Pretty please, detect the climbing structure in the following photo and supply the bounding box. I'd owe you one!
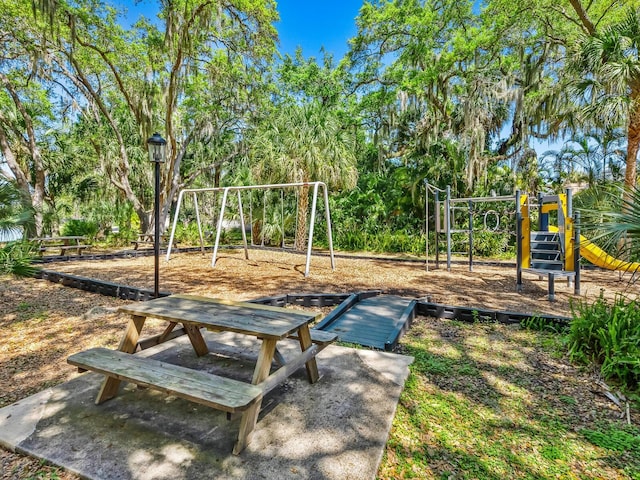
[516,189,581,301]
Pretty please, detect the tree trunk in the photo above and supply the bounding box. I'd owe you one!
[294,183,309,251]
[625,102,640,194]
[0,74,46,236]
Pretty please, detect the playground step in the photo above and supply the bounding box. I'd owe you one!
[530,233,562,264]
[530,260,564,270]
[531,249,561,261]
[531,241,560,249]
[531,231,559,241]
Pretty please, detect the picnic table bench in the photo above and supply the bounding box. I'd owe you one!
[30,236,90,256]
[68,348,263,413]
[67,294,337,454]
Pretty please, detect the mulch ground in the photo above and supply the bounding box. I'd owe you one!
[1,248,638,479]
[40,248,640,315]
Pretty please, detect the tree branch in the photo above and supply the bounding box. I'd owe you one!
[567,0,596,35]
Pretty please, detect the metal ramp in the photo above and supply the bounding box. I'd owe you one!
[314,294,416,351]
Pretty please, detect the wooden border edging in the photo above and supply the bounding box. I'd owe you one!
[35,269,170,301]
[415,300,570,326]
[34,246,206,264]
[32,267,571,337]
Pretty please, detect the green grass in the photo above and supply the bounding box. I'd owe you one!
[379,318,639,479]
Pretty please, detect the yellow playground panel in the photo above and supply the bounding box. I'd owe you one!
[518,189,639,301]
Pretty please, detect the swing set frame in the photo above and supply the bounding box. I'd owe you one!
[165,182,335,277]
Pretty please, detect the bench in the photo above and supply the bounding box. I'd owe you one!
[67,347,263,413]
[58,244,90,255]
[38,244,90,255]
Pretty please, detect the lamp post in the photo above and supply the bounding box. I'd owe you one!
[147,132,166,298]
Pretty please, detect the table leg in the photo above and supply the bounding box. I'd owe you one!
[184,323,209,356]
[233,337,277,455]
[297,324,319,384]
[158,321,178,343]
[95,315,146,404]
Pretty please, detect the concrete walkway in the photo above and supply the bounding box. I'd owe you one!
[0,332,412,480]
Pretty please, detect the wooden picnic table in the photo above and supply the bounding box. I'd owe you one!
[67,294,337,454]
[30,236,90,255]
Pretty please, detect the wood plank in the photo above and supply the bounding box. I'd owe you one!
[97,315,146,403]
[136,326,187,351]
[251,338,277,385]
[233,338,277,455]
[297,325,319,384]
[170,294,322,321]
[118,295,317,339]
[183,324,209,356]
[68,348,262,412]
[288,329,338,345]
[258,344,320,395]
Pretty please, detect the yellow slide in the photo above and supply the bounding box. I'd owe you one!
[548,225,640,272]
[579,237,640,272]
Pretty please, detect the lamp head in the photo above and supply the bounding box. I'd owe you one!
[147,132,166,163]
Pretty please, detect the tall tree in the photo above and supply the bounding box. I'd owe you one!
[248,102,358,249]
[348,0,516,191]
[571,7,640,191]
[0,0,54,235]
[18,0,278,234]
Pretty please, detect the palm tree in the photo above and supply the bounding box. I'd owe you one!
[0,179,34,239]
[573,8,640,192]
[562,135,603,187]
[579,184,640,270]
[0,178,36,276]
[248,102,358,250]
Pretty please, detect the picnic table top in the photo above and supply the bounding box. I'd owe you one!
[30,236,86,242]
[118,294,322,340]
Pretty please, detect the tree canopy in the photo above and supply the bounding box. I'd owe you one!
[1,0,639,246]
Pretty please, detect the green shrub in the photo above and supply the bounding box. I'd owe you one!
[172,223,204,245]
[329,227,425,255]
[520,315,568,334]
[568,293,640,388]
[61,219,99,239]
[0,241,37,277]
[472,230,513,257]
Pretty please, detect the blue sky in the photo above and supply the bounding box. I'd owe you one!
[123,0,364,59]
[275,1,363,58]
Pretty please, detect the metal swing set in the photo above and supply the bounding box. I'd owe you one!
[165,182,336,277]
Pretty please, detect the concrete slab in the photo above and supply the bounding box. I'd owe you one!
[0,332,413,480]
